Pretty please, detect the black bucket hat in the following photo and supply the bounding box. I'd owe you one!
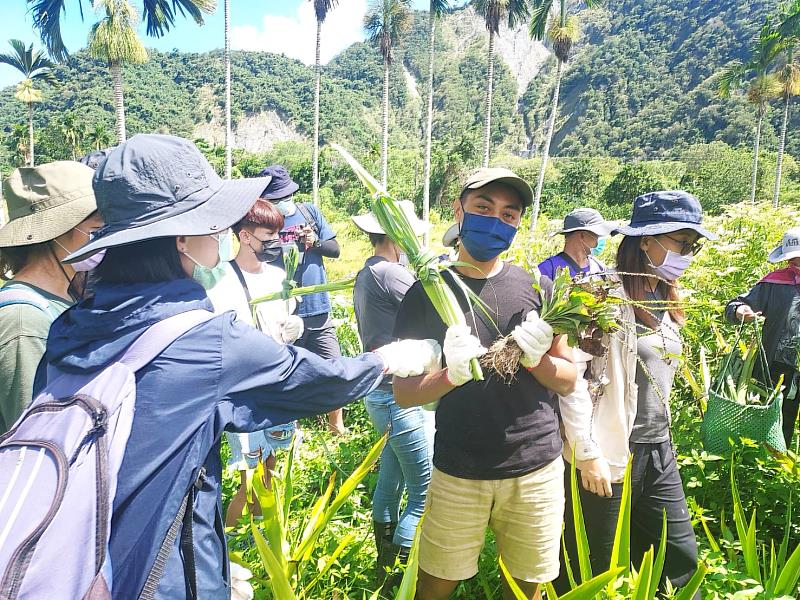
[614,190,717,240]
[258,165,299,200]
[64,134,271,263]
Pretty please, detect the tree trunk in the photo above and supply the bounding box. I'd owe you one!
[482,30,495,168]
[110,61,126,143]
[422,10,436,246]
[774,94,790,208]
[381,59,390,189]
[313,19,322,205]
[224,0,232,179]
[750,108,763,204]
[531,58,564,231]
[27,102,34,167]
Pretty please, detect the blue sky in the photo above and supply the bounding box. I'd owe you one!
[0,0,430,88]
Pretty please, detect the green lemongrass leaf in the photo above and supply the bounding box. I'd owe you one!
[293,473,335,565]
[303,531,357,593]
[252,461,289,571]
[330,142,382,194]
[774,539,800,595]
[499,555,528,600]
[649,511,668,599]
[547,567,625,600]
[631,548,654,600]
[396,513,425,599]
[251,518,297,600]
[673,562,708,600]
[731,459,761,581]
[699,513,721,554]
[609,459,633,581]
[777,492,793,574]
[293,433,387,563]
[570,453,593,584]
[251,276,356,305]
[283,437,296,545]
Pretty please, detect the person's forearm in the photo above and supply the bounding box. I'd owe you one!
[528,355,577,396]
[311,239,340,258]
[393,368,455,407]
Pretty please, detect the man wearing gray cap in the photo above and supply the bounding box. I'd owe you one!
[538,207,615,281]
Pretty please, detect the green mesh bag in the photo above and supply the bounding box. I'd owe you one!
[701,323,787,454]
[702,390,785,454]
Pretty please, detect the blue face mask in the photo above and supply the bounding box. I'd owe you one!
[459,211,518,262]
[184,232,233,290]
[591,237,607,256]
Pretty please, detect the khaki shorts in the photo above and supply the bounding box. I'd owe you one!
[419,457,565,583]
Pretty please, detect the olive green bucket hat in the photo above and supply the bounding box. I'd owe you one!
[0,161,97,247]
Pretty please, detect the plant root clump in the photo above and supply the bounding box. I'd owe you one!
[480,336,524,384]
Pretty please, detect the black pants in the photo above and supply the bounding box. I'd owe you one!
[554,441,699,596]
[770,362,800,448]
[294,313,342,359]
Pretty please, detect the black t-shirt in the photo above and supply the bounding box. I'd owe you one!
[393,262,562,480]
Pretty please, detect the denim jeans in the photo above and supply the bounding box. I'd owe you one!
[365,389,435,548]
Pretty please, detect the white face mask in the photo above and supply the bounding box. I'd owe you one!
[646,238,693,281]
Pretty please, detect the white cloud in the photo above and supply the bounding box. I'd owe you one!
[231,0,368,65]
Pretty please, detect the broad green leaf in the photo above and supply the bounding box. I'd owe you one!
[631,548,653,600]
[549,567,625,600]
[251,518,297,600]
[396,514,425,599]
[673,561,708,600]
[649,510,668,599]
[775,541,800,596]
[499,555,528,600]
[569,454,593,584]
[293,473,335,565]
[330,142,382,194]
[252,461,288,571]
[609,459,633,577]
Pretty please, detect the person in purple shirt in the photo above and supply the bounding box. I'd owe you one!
[538,208,616,280]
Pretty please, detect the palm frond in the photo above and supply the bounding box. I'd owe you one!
[472,0,529,34]
[0,39,56,84]
[548,15,579,62]
[528,0,553,41]
[141,0,217,38]
[363,0,412,64]
[313,0,339,22]
[27,0,71,62]
[747,73,783,105]
[717,61,745,98]
[429,0,452,17]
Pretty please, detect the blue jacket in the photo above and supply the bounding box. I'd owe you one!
[35,278,384,599]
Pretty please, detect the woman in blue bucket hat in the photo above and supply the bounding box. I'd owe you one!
[556,190,715,597]
[28,135,442,599]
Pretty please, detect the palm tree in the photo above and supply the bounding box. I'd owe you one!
[224,0,232,179]
[422,0,450,246]
[471,0,529,167]
[0,39,55,166]
[364,0,413,189]
[775,1,800,207]
[28,0,216,63]
[312,0,339,205]
[86,122,114,150]
[718,21,783,204]
[58,112,87,160]
[528,0,598,230]
[88,0,148,143]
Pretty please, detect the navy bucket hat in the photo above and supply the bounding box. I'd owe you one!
[258,165,299,200]
[614,190,717,240]
[63,134,271,263]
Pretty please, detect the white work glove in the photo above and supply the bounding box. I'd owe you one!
[511,311,554,369]
[375,339,442,377]
[443,325,487,386]
[278,314,304,344]
[229,562,254,600]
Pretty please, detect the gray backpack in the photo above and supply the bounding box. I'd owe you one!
[0,309,214,600]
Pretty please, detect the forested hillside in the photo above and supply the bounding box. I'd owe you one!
[0,0,792,169]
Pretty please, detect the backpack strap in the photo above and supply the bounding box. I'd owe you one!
[295,202,320,236]
[0,285,60,321]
